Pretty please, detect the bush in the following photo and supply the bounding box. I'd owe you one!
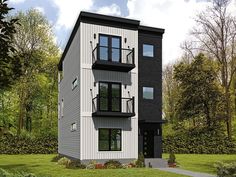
[168,153,176,164]
[216,162,236,177]
[0,135,57,154]
[163,128,236,154]
[95,164,104,169]
[51,154,63,162]
[57,157,70,166]
[104,160,122,169]
[135,152,145,168]
[65,160,86,169]
[86,160,97,169]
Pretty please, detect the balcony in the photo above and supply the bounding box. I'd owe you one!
[92,95,135,118]
[92,44,135,72]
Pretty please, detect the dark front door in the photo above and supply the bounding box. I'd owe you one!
[143,130,154,158]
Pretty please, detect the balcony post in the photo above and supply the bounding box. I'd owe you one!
[132,96,135,113]
[132,48,135,64]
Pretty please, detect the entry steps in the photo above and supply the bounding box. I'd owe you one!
[144,158,168,168]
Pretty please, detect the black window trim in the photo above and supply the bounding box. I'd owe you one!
[98,33,122,63]
[142,43,155,58]
[98,128,122,151]
[98,81,122,112]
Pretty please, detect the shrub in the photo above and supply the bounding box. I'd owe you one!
[65,159,86,169]
[0,135,57,154]
[0,168,36,177]
[57,157,70,166]
[104,160,122,169]
[168,153,176,164]
[216,162,236,177]
[51,154,63,162]
[163,128,236,154]
[86,160,97,169]
[95,163,104,169]
[135,152,145,168]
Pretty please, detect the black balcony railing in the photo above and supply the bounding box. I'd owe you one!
[92,44,135,72]
[92,95,135,118]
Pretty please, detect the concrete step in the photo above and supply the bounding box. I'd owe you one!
[145,158,168,168]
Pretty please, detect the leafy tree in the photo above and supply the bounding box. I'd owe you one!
[183,0,236,137]
[0,0,21,90]
[174,53,225,128]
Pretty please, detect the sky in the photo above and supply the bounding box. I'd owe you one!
[8,0,236,65]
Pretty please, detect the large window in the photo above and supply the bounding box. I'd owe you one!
[143,44,154,57]
[99,34,121,62]
[143,87,154,99]
[99,82,121,112]
[99,128,121,151]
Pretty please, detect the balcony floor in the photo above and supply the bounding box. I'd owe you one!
[92,111,135,118]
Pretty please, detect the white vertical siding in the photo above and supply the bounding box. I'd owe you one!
[58,27,81,159]
[80,22,138,160]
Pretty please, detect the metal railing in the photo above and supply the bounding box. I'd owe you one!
[92,94,135,114]
[92,44,134,65]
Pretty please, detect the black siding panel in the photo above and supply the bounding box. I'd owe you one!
[138,33,162,122]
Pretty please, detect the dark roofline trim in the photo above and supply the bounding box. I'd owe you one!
[58,11,165,71]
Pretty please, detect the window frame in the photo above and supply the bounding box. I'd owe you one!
[98,34,122,63]
[72,77,78,90]
[98,128,122,151]
[98,81,121,112]
[142,43,154,58]
[142,86,154,100]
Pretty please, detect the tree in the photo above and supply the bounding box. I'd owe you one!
[174,53,225,128]
[0,0,21,90]
[183,0,236,138]
[11,9,59,135]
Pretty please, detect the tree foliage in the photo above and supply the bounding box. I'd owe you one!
[0,0,21,90]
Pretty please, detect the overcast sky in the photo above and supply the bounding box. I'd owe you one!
[8,0,236,65]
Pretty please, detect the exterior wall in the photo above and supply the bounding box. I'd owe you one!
[58,27,81,159]
[138,32,162,122]
[79,22,138,160]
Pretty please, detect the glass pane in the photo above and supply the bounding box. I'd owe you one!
[112,37,120,48]
[111,129,121,151]
[143,44,154,57]
[112,48,120,62]
[100,36,108,46]
[100,83,108,111]
[112,84,121,112]
[99,129,109,151]
[100,47,108,61]
[143,87,154,99]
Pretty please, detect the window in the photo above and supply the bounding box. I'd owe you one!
[143,87,154,99]
[71,123,77,131]
[99,82,121,112]
[143,44,154,57]
[61,99,64,117]
[99,34,121,62]
[72,77,78,90]
[99,128,121,151]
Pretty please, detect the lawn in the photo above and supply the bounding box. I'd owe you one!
[163,154,236,174]
[0,154,187,177]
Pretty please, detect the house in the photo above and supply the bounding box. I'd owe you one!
[58,11,165,165]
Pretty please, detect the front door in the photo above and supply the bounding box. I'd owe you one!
[143,130,154,158]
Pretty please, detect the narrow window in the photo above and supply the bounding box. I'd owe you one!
[71,123,77,131]
[143,44,154,57]
[99,128,121,151]
[72,77,78,90]
[61,99,64,117]
[143,87,154,99]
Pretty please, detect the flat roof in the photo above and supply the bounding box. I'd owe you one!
[58,11,165,71]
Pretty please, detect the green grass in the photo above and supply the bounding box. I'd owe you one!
[163,154,236,174]
[0,154,187,177]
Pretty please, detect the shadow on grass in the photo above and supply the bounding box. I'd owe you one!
[0,164,27,169]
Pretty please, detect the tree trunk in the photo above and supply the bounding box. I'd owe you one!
[225,88,232,138]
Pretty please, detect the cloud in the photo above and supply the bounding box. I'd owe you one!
[51,0,93,30]
[9,0,26,4]
[127,0,211,65]
[97,4,121,16]
[34,7,45,15]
